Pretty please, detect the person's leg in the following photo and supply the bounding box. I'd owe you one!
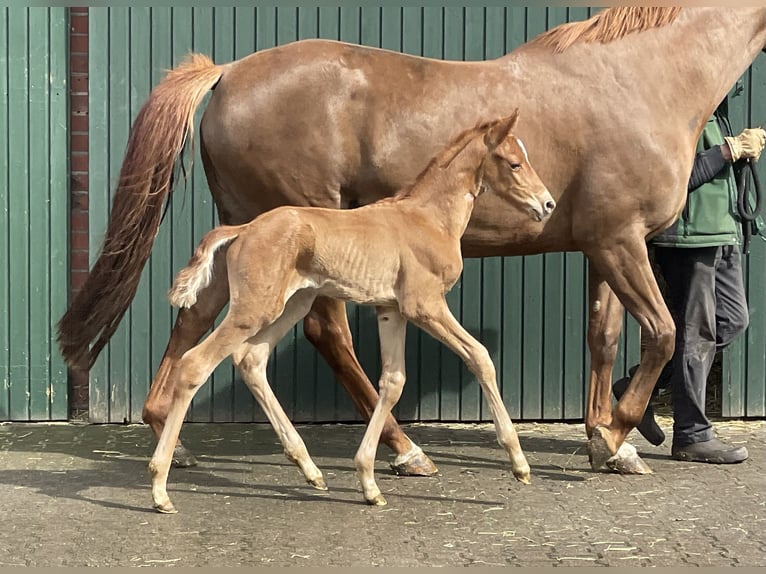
[655,245,748,463]
[714,244,749,350]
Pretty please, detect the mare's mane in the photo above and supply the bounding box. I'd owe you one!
[530,7,682,53]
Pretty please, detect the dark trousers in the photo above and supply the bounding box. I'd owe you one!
[653,245,749,446]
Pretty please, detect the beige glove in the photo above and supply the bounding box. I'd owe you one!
[724,127,766,162]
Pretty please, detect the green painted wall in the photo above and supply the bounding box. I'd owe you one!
[0,7,69,421]
[86,6,763,424]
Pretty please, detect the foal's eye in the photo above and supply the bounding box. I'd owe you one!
[509,162,522,171]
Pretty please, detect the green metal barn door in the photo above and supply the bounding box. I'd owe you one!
[87,6,642,424]
[0,7,69,421]
[722,62,766,418]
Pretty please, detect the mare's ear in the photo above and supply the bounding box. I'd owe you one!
[485,108,520,150]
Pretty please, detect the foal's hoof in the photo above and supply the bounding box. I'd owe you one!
[513,470,532,485]
[307,476,328,491]
[366,494,388,506]
[153,501,178,514]
[586,426,616,471]
[606,442,653,475]
[390,449,439,477]
[172,444,198,468]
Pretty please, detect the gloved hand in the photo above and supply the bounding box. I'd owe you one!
[724,127,766,162]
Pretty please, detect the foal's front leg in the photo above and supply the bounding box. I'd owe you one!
[411,298,530,484]
[354,307,408,506]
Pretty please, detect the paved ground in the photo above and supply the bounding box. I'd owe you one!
[0,417,764,567]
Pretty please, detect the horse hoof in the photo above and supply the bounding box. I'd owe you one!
[586,426,616,471]
[390,450,439,477]
[308,476,328,491]
[172,445,198,468]
[153,501,178,514]
[606,442,653,475]
[514,470,532,485]
[366,494,388,506]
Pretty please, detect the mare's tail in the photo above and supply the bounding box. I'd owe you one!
[57,53,224,369]
[168,226,241,309]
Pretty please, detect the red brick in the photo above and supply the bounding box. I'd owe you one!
[70,230,90,251]
[70,152,88,172]
[71,174,89,193]
[71,211,89,234]
[71,250,90,271]
[70,12,88,34]
[70,53,88,74]
[71,114,88,133]
[72,191,89,208]
[71,133,89,153]
[70,75,89,95]
[70,93,89,115]
[69,33,89,54]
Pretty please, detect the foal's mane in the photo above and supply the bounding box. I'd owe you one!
[389,119,496,201]
[530,7,682,53]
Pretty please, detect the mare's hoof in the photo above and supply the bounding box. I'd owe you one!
[366,494,388,506]
[586,426,615,471]
[308,476,328,491]
[606,442,653,475]
[172,444,198,468]
[153,501,178,514]
[390,451,439,477]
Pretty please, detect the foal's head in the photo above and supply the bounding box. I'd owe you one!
[480,110,555,222]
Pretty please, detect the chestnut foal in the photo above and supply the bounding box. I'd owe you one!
[148,111,555,512]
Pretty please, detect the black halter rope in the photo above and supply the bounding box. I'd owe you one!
[737,157,763,254]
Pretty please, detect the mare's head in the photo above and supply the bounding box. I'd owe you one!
[480,110,555,222]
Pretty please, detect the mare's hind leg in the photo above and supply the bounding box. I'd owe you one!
[408,297,530,484]
[586,264,651,475]
[232,292,327,491]
[148,317,252,514]
[304,296,438,477]
[354,307,408,506]
[584,241,675,472]
[143,248,230,468]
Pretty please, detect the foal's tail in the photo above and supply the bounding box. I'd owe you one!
[168,226,241,309]
[57,53,225,369]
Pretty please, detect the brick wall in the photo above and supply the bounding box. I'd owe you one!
[69,7,89,415]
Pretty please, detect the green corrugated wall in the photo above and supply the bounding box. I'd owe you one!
[85,6,764,424]
[0,7,69,421]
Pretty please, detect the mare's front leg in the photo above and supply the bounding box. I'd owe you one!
[354,307,408,506]
[304,296,438,476]
[143,248,230,468]
[584,240,675,472]
[586,263,651,474]
[410,298,530,484]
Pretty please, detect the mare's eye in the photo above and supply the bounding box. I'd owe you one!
[510,162,522,171]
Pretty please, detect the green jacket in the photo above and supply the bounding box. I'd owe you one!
[651,114,741,248]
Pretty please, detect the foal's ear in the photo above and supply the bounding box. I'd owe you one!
[485,108,520,150]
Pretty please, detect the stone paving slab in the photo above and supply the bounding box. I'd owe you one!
[0,418,764,567]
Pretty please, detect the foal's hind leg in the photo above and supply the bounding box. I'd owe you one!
[409,298,530,484]
[232,292,327,491]
[586,265,651,475]
[149,318,252,513]
[354,307,408,506]
[143,248,230,468]
[304,296,438,476]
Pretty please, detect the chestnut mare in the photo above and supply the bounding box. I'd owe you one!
[149,113,554,512]
[58,8,766,474]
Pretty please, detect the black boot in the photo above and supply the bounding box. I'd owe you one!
[612,376,666,446]
[671,437,748,464]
